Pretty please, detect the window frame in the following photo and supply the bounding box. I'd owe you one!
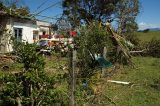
[14,27,23,42]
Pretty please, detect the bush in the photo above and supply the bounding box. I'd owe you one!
[146,39,160,57]
[143,29,150,33]
[0,42,68,105]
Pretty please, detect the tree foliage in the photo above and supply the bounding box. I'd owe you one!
[62,0,140,35]
[74,21,113,78]
[62,0,120,26]
[115,0,139,33]
[146,39,160,58]
[0,42,67,105]
[0,1,30,17]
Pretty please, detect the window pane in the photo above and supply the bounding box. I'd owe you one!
[14,29,17,39]
[14,28,23,42]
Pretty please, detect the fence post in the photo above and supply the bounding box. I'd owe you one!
[69,50,76,106]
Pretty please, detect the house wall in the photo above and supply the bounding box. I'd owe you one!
[36,20,51,35]
[4,18,39,52]
[0,17,52,53]
[13,22,38,43]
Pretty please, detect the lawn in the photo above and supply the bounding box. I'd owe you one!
[104,56,160,106]
[42,55,160,106]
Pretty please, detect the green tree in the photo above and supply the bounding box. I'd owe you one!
[75,21,112,78]
[0,0,30,17]
[115,0,139,33]
[62,0,120,27]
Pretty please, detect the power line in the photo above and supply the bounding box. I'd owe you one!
[33,0,49,13]
[31,14,63,24]
[34,14,62,19]
[36,15,57,19]
[31,2,60,17]
[31,14,63,23]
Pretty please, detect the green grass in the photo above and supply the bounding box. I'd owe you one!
[0,54,68,75]
[135,31,160,42]
[1,54,160,106]
[105,56,160,106]
[44,55,68,75]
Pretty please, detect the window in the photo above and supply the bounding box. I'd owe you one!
[33,30,38,41]
[14,28,22,42]
[42,31,46,35]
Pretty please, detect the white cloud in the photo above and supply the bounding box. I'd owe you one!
[138,22,160,30]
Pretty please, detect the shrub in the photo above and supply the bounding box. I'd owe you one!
[146,39,160,57]
[143,29,150,33]
[0,42,67,105]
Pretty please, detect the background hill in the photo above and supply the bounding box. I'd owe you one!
[139,28,160,32]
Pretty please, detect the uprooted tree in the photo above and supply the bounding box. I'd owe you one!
[75,21,133,77]
[64,21,133,105]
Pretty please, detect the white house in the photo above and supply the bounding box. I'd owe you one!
[36,20,52,35]
[0,12,52,53]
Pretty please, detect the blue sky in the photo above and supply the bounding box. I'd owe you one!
[22,0,160,30]
[23,0,63,23]
[137,0,160,30]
